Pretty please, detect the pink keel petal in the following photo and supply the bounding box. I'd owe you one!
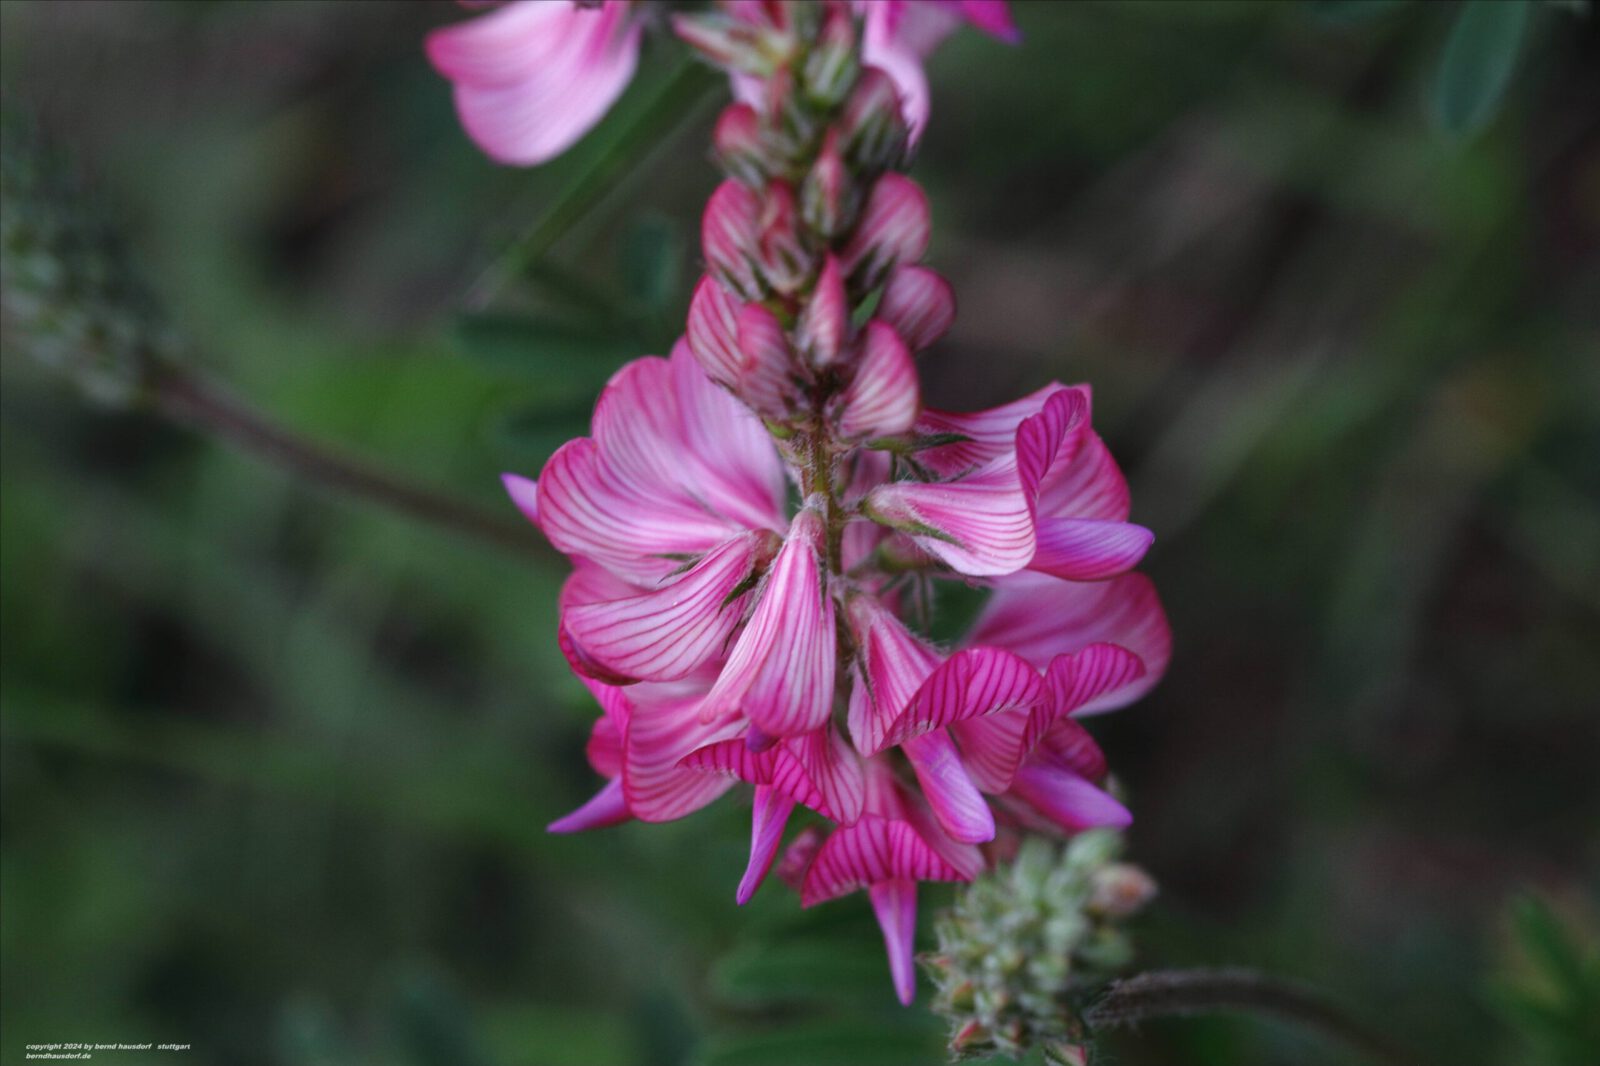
[950,709,1031,793]
[869,879,919,1005]
[796,255,850,367]
[846,597,941,755]
[864,475,1035,577]
[877,646,1045,752]
[738,786,796,904]
[1028,519,1154,581]
[836,321,919,440]
[1046,643,1148,720]
[563,533,766,682]
[878,265,955,352]
[901,732,995,843]
[623,696,741,823]
[1009,763,1131,832]
[548,778,631,833]
[842,173,930,285]
[801,815,972,906]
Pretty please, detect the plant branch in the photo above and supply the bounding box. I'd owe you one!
[1084,968,1420,1066]
[150,366,543,560]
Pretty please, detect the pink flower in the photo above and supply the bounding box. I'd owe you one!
[857,0,1020,139]
[427,1,642,166]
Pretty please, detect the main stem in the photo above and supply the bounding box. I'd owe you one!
[1084,968,1422,1066]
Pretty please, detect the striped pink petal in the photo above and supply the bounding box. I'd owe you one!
[699,510,836,738]
[1028,518,1154,581]
[1046,642,1148,721]
[685,276,745,388]
[949,709,1030,793]
[622,692,742,822]
[875,646,1045,752]
[915,384,1074,477]
[878,265,955,352]
[869,879,919,1004]
[901,731,995,843]
[836,321,919,440]
[586,714,623,778]
[1008,762,1131,832]
[792,726,867,824]
[845,596,941,754]
[548,777,632,833]
[738,786,796,904]
[1036,430,1132,522]
[733,302,799,416]
[970,572,1170,713]
[800,815,973,907]
[427,1,641,166]
[842,174,930,288]
[863,470,1034,576]
[563,532,771,682]
[1036,717,1109,782]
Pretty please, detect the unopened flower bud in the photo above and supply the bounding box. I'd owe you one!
[795,254,849,367]
[802,2,860,107]
[839,67,910,172]
[672,12,778,76]
[713,103,768,184]
[1087,863,1158,919]
[756,180,811,294]
[841,173,929,293]
[702,179,764,299]
[801,128,854,239]
[879,265,955,351]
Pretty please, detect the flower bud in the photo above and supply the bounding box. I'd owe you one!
[839,67,910,172]
[1087,862,1158,919]
[801,128,854,239]
[756,180,811,295]
[878,265,955,351]
[713,103,768,185]
[702,179,764,299]
[671,12,777,76]
[795,254,849,367]
[802,2,860,107]
[841,173,929,293]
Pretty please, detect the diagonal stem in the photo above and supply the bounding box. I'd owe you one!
[1084,968,1421,1066]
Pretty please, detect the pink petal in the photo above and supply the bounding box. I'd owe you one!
[563,532,770,682]
[738,786,796,904]
[949,709,1031,793]
[429,1,641,166]
[548,777,632,833]
[501,472,539,524]
[1036,430,1132,522]
[702,179,763,299]
[685,276,745,388]
[1009,762,1131,832]
[1036,717,1109,781]
[586,714,623,778]
[901,731,995,843]
[958,0,1021,44]
[878,265,955,352]
[968,572,1171,713]
[1028,518,1153,581]
[777,825,826,891]
[836,321,919,440]
[1046,642,1148,720]
[800,815,972,907]
[863,471,1034,577]
[841,174,930,287]
[665,342,790,529]
[733,302,799,415]
[699,510,836,738]
[876,646,1045,752]
[795,255,850,367]
[845,596,942,755]
[792,726,867,824]
[1015,388,1091,502]
[915,384,1075,477]
[869,879,919,1005]
[622,693,741,822]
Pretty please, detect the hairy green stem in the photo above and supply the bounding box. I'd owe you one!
[1084,968,1421,1066]
[151,366,542,560]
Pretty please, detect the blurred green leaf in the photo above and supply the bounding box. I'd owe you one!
[486,397,593,467]
[621,214,683,315]
[451,312,635,384]
[389,969,498,1066]
[1489,895,1600,1066]
[697,1019,940,1066]
[711,940,894,1007]
[1513,896,1594,999]
[1431,0,1532,137]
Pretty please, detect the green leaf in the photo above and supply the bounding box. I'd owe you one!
[485,398,593,467]
[1513,895,1591,999]
[388,970,497,1066]
[451,312,635,385]
[621,214,683,315]
[1431,0,1532,137]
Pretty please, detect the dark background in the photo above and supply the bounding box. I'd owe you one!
[3,2,1597,1064]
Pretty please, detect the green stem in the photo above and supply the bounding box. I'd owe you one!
[1084,968,1422,1066]
[465,58,718,308]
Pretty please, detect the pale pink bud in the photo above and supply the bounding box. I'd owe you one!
[795,254,849,367]
[713,103,766,184]
[671,12,775,75]
[685,275,745,387]
[834,321,919,440]
[702,179,764,299]
[801,129,854,239]
[801,1,860,107]
[878,265,955,351]
[839,67,910,171]
[735,301,800,416]
[1087,862,1159,918]
[757,180,812,294]
[842,173,930,292]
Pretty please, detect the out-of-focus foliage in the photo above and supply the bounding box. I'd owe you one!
[2,2,1597,1066]
[1489,896,1600,1066]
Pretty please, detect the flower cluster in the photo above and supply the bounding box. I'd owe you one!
[442,1,1170,1004]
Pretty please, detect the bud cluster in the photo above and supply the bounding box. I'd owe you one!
[0,109,178,407]
[923,832,1157,1064]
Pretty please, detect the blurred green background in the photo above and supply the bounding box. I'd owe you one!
[2,1,1597,1064]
